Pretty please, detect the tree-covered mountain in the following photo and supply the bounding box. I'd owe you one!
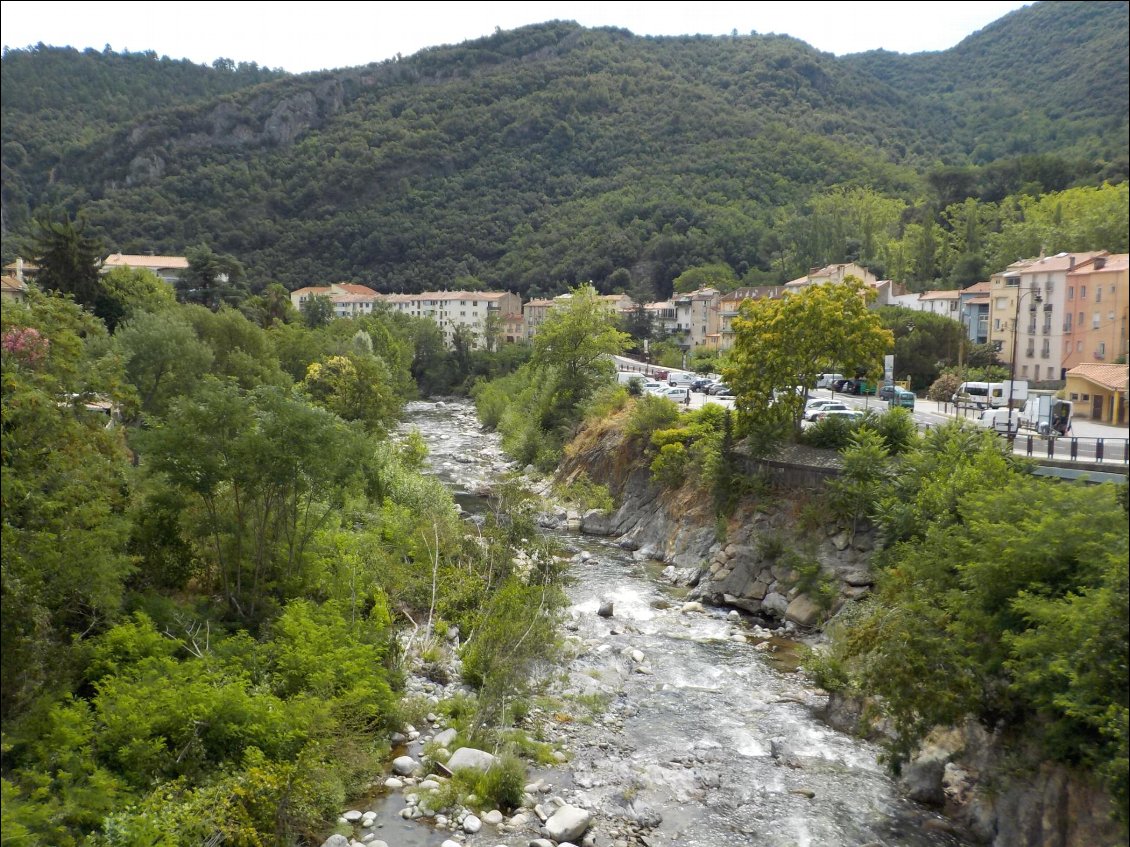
[1,1,1126,298]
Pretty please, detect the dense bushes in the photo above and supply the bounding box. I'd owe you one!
[809,424,1129,826]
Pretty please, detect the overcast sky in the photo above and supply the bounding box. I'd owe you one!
[1,1,1032,73]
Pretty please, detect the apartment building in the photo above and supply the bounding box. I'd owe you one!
[290,283,381,318]
[1062,254,1129,372]
[381,291,521,348]
[988,252,1107,384]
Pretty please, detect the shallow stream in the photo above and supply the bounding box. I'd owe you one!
[362,400,968,847]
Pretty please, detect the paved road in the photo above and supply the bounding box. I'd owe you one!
[662,378,1128,467]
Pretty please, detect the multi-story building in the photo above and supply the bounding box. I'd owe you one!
[673,288,720,349]
[784,262,878,292]
[989,252,1107,385]
[102,253,189,286]
[523,298,556,340]
[381,291,521,348]
[1062,254,1129,372]
[290,283,381,318]
[714,286,785,350]
[958,282,991,345]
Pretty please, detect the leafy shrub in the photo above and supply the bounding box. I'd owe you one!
[624,393,680,445]
[867,407,918,454]
[799,413,858,449]
[554,472,614,513]
[583,383,629,422]
[650,442,688,487]
[477,754,526,810]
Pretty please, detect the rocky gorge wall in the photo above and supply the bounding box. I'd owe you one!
[553,417,1124,847]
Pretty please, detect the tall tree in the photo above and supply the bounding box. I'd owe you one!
[725,279,893,430]
[531,283,630,400]
[27,213,103,309]
[178,244,247,309]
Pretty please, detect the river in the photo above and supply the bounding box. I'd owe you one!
[367,399,969,847]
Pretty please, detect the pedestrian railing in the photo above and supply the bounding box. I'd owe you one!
[1008,434,1129,465]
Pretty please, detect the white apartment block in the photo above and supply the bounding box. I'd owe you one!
[381,290,521,348]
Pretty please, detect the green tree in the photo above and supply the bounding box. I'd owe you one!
[114,309,214,420]
[531,283,630,401]
[241,282,297,328]
[301,294,335,328]
[178,244,248,309]
[1,293,133,717]
[301,353,401,433]
[27,213,103,309]
[725,280,893,430]
[672,263,738,294]
[97,266,177,330]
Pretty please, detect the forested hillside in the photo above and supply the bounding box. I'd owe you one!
[1,1,1127,297]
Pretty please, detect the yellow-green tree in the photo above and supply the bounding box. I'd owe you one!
[724,280,893,430]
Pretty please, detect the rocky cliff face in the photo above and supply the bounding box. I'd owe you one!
[554,420,876,630]
[555,417,1123,847]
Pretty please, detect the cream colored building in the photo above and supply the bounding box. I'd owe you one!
[784,262,878,291]
[1064,363,1128,425]
[714,286,785,350]
[674,287,721,349]
[102,253,189,285]
[291,283,381,318]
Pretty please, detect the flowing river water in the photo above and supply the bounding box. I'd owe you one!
[365,400,969,847]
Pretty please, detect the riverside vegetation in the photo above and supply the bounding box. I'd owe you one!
[0,276,562,845]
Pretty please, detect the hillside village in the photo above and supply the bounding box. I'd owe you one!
[6,250,1126,426]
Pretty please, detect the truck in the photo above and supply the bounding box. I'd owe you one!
[953,380,1029,410]
[1018,393,1073,436]
[976,394,1073,437]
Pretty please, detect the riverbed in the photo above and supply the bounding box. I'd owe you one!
[360,399,969,847]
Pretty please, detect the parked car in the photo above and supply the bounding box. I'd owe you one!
[660,386,690,402]
[712,386,735,397]
[668,372,695,387]
[843,379,877,396]
[707,382,731,395]
[877,384,898,402]
[641,381,665,394]
[690,377,715,393]
[816,373,846,389]
[804,399,845,420]
[830,378,852,392]
[814,408,865,422]
[805,401,852,421]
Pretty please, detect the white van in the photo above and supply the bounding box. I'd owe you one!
[816,373,845,389]
[668,371,695,386]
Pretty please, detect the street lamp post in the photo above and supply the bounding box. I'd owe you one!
[1007,282,1043,435]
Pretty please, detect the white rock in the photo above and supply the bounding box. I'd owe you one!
[343,810,363,822]
[545,805,593,843]
[483,810,504,825]
[446,747,496,772]
[463,814,482,833]
[392,755,419,776]
[383,777,404,789]
[433,727,458,748]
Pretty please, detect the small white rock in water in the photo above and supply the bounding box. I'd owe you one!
[463,814,482,833]
[384,777,404,789]
[343,810,363,822]
[728,610,741,621]
[483,810,504,825]
[681,601,705,613]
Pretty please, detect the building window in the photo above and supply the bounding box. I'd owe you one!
[1047,367,1055,380]
[1096,288,1102,303]
[1097,342,1106,357]
[1070,393,1079,400]
[1064,313,1072,331]
[1093,313,1101,329]
[1067,286,1073,300]
[1021,365,1029,376]
[995,297,1009,310]
[1080,285,1086,298]
[994,318,1001,330]
[1077,341,1084,352]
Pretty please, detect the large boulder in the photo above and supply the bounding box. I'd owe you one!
[320,836,350,847]
[445,747,496,772]
[785,594,824,628]
[544,804,592,842]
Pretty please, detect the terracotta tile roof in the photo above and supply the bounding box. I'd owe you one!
[965,295,990,305]
[334,283,379,296]
[292,286,333,296]
[918,289,960,300]
[2,274,28,292]
[103,253,189,269]
[1019,251,1107,274]
[962,281,991,293]
[1066,363,1129,391]
[1069,254,1129,274]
